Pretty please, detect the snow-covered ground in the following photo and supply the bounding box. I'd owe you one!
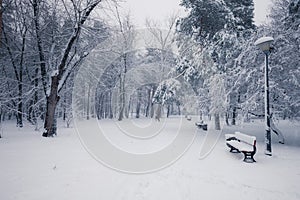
[0,117,300,200]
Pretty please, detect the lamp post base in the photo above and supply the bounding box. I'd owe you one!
[265,150,272,156]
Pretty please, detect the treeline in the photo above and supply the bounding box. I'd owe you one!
[0,0,299,136]
[174,0,300,129]
[0,0,107,136]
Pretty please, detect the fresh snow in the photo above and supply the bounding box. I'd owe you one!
[0,117,300,200]
[254,36,274,46]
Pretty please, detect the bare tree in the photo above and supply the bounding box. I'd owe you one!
[145,13,178,121]
[114,7,136,121]
[31,0,105,136]
[1,0,33,127]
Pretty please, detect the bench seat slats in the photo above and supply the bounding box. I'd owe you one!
[227,140,254,152]
[234,132,256,146]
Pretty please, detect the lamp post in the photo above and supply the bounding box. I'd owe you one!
[254,36,274,156]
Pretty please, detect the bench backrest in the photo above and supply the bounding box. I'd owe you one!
[235,132,256,146]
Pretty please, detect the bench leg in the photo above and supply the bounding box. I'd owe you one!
[226,143,240,153]
[242,151,256,163]
[230,148,240,153]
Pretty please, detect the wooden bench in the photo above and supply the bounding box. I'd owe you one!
[225,132,257,163]
[195,121,207,131]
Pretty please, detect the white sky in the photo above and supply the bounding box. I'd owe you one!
[118,0,273,27]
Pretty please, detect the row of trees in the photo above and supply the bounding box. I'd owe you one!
[0,0,109,136]
[73,11,181,123]
[0,0,299,136]
[174,0,300,129]
[1,0,180,136]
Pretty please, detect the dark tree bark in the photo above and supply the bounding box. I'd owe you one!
[225,112,229,126]
[108,91,113,119]
[214,113,221,130]
[155,104,162,121]
[232,93,240,125]
[32,0,48,96]
[2,22,26,127]
[150,86,156,118]
[43,76,60,136]
[86,84,91,120]
[118,53,128,121]
[16,27,27,128]
[232,107,237,125]
[145,87,152,117]
[118,73,125,121]
[136,88,141,118]
[97,93,103,119]
[166,104,170,118]
[63,91,67,121]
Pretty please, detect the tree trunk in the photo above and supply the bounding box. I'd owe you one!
[86,83,91,120]
[125,94,129,118]
[225,112,229,126]
[150,102,155,118]
[178,105,181,116]
[136,89,141,118]
[63,96,66,121]
[145,88,151,117]
[33,75,38,126]
[17,82,23,128]
[136,101,140,118]
[98,93,103,119]
[166,104,170,118]
[2,25,25,128]
[232,107,237,125]
[214,113,221,130]
[32,0,48,95]
[104,93,108,118]
[17,31,25,128]
[118,73,125,121]
[150,86,156,118]
[43,76,60,137]
[232,93,240,125]
[199,111,202,120]
[155,104,162,121]
[108,91,113,119]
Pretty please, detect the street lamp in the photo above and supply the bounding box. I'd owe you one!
[254,36,274,156]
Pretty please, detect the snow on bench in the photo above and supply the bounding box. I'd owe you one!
[225,132,257,163]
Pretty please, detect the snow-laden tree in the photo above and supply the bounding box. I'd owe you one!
[1,0,31,127]
[113,9,136,121]
[217,0,300,121]
[261,0,300,119]
[269,0,300,118]
[152,78,181,119]
[176,0,256,127]
[208,73,227,130]
[152,78,181,105]
[30,0,108,136]
[178,0,229,45]
[145,13,178,121]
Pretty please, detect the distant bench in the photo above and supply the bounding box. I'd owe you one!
[225,132,257,163]
[195,121,207,131]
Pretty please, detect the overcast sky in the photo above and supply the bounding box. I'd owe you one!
[118,0,273,27]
